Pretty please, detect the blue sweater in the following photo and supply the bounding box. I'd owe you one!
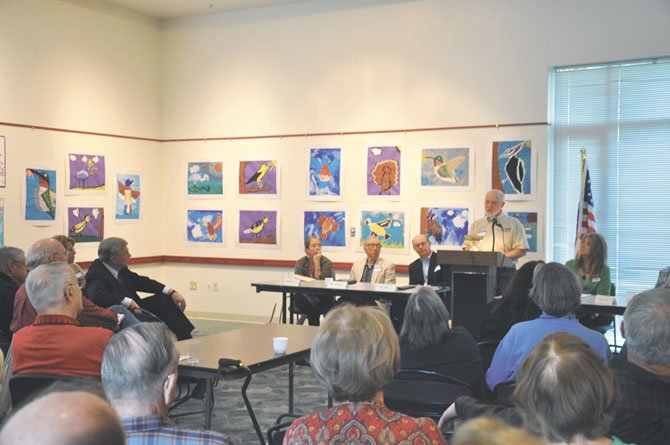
[486,313,611,390]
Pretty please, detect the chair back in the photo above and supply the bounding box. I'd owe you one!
[9,374,95,408]
[492,379,516,405]
[476,340,500,372]
[384,369,475,422]
[267,413,300,445]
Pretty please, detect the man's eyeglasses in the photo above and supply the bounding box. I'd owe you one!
[365,244,381,248]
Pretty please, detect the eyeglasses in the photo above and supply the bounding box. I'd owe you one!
[413,242,428,248]
[365,244,381,248]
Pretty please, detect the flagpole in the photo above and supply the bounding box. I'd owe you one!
[575,148,588,256]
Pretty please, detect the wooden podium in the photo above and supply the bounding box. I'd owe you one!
[436,250,514,340]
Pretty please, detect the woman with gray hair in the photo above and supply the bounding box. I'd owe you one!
[399,287,482,388]
[486,262,610,390]
[283,305,446,444]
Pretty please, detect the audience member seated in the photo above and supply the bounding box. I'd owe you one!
[283,305,445,444]
[399,287,482,389]
[102,322,231,444]
[479,260,543,342]
[0,389,125,445]
[441,333,628,445]
[566,233,611,295]
[513,332,628,445]
[52,235,86,287]
[85,237,194,340]
[654,266,670,289]
[292,236,335,325]
[11,238,126,333]
[12,263,113,379]
[450,417,541,445]
[486,262,610,390]
[0,247,28,354]
[608,288,670,445]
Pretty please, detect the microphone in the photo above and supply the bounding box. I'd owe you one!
[490,216,502,228]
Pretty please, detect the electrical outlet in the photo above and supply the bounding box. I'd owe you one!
[207,282,218,292]
[189,281,198,291]
[350,227,356,237]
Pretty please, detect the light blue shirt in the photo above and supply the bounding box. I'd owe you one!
[485,313,611,390]
[420,254,432,285]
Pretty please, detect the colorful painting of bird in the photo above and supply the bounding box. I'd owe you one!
[426,212,443,243]
[205,213,223,241]
[27,169,56,218]
[243,216,269,237]
[317,215,340,240]
[188,172,210,192]
[245,161,276,189]
[500,142,527,194]
[365,217,392,240]
[117,179,140,215]
[425,155,466,183]
[371,159,399,194]
[70,214,91,236]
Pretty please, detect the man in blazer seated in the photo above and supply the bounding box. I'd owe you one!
[408,234,451,287]
[391,234,452,330]
[84,237,194,340]
[342,236,396,306]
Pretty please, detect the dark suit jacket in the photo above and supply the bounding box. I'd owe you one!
[0,272,18,345]
[84,259,165,308]
[408,252,451,286]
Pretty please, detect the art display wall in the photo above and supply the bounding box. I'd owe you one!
[1,0,668,320]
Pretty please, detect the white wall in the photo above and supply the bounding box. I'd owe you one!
[157,0,670,319]
[1,0,669,321]
[0,0,163,259]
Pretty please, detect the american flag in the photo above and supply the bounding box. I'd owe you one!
[575,156,597,255]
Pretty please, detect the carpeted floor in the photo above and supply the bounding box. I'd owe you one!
[170,318,328,444]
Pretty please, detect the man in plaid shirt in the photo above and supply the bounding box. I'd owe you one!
[102,322,231,445]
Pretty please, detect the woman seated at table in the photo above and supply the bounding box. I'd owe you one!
[292,236,335,326]
[486,262,610,391]
[480,260,543,342]
[566,233,611,295]
[283,305,445,444]
[566,233,613,328]
[513,332,629,445]
[399,287,482,389]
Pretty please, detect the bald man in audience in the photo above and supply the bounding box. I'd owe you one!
[0,390,124,445]
[608,288,670,445]
[103,322,230,444]
[463,189,529,293]
[11,238,127,333]
[12,263,113,378]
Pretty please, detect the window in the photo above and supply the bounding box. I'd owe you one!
[551,58,670,294]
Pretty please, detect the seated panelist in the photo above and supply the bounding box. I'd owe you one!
[293,237,335,326]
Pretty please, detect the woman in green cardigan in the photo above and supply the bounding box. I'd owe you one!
[566,233,611,295]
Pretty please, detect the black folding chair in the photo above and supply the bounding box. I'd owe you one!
[492,380,516,405]
[384,369,475,423]
[9,374,97,408]
[476,340,500,373]
[267,413,301,445]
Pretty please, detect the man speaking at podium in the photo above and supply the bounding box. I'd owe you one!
[463,189,529,294]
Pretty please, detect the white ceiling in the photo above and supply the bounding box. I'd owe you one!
[101,0,315,20]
